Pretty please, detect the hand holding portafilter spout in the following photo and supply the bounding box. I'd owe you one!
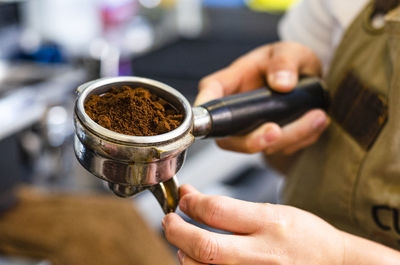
[73,76,328,214]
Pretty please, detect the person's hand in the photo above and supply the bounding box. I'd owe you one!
[195,42,330,155]
[162,184,345,265]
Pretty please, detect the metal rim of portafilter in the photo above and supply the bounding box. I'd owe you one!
[74,76,329,214]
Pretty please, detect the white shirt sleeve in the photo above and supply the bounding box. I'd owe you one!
[278,0,368,72]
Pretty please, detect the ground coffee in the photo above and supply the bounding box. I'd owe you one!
[84,86,183,136]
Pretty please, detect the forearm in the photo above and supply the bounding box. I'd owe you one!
[342,231,400,265]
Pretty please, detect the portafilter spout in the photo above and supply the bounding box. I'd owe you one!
[73,76,328,215]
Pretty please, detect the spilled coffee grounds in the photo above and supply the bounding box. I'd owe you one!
[84,86,183,136]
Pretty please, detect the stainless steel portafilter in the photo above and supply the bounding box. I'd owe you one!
[73,76,328,214]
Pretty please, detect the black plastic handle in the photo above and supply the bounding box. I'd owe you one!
[200,77,329,137]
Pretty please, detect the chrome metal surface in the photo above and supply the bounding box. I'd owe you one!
[149,176,179,213]
[73,76,194,214]
[108,182,147,197]
[73,134,190,186]
[192,106,212,138]
[76,76,193,144]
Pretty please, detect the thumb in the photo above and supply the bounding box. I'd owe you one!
[267,42,322,92]
[268,70,298,92]
[179,184,199,198]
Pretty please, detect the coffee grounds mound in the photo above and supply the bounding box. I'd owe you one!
[84,86,184,136]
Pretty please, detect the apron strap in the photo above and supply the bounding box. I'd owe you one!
[372,0,400,17]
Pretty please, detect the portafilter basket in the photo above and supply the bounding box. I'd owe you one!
[74,76,328,214]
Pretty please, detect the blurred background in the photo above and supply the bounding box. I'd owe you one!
[0,0,297,263]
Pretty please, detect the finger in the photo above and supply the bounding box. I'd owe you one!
[179,184,199,198]
[215,123,282,154]
[195,77,225,105]
[267,42,322,92]
[163,213,247,264]
[196,42,322,105]
[264,109,329,155]
[215,109,328,154]
[195,45,272,105]
[178,188,269,234]
[177,250,207,265]
[281,116,330,155]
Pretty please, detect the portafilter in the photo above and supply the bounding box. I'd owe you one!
[73,76,328,214]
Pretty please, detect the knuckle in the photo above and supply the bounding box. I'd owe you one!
[193,235,220,262]
[202,196,224,224]
[281,41,311,53]
[271,55,295,67]
[254,44,272,54]
[260,204,288,234]
[271,45,297,63]
[243,138,259,154]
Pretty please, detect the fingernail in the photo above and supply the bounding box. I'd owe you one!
[271,71,296,87]
[177,250,185,264]
[179,197,187,212]
[312,114,327,130]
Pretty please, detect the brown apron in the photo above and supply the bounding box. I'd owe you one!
[283,1,400,249]
[0,187,177,265]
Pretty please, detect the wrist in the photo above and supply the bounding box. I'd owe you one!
[341,231,400,265]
